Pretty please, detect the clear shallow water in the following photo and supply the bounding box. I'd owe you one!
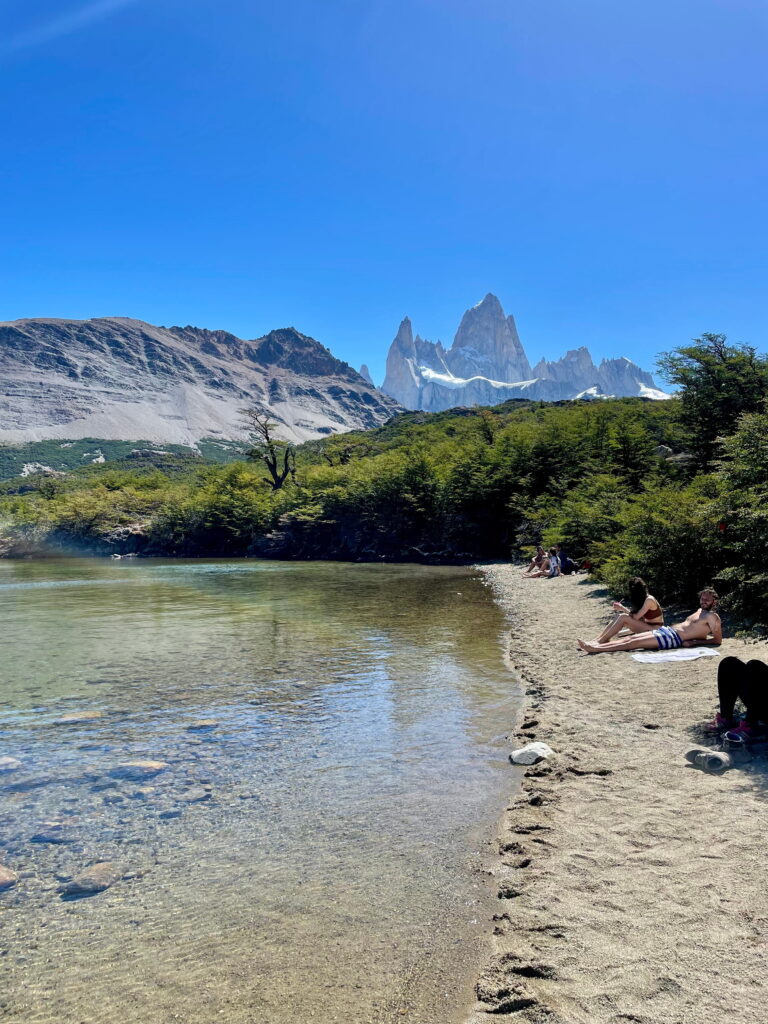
[0,559,518,1024]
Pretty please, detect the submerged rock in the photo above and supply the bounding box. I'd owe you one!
[60,862,122,895]
[52,711,104,726]
[31,824,73,845]
[0,865,18,890]
[186,720,219,731]
[108,760,169,780]
[129,786,156,800]
[180,786,211,803]
[0,757,22,772]
[3,774,55,793]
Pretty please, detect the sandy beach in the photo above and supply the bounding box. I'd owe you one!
[468,567,768,1024]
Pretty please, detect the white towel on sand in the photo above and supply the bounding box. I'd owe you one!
[631,648,720,663]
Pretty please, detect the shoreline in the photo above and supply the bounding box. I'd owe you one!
[466,566,768,1024]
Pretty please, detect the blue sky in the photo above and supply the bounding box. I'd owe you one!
[1,0,766,384]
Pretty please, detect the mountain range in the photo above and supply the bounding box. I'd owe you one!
[379,293,669,410]
[0,298,668,451]
[0,317,400,446]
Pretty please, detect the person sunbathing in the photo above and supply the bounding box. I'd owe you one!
[592,577,663,644]
[522,546,547,576]
[578,588,722,654]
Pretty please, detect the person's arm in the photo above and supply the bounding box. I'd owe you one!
[636,597,655,620]
[706,614,723,646]
[682,615,723,646]
[612,601,629,613]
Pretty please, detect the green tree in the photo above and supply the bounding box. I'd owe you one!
[711,410,768,626]
[657,333,768,468]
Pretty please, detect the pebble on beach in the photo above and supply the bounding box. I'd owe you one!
[0,865,18,890]
[60,862,122,896]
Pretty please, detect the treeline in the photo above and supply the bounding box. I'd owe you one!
[2,333,768,626]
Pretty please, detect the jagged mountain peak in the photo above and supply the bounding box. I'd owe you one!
[380,295,667,412]
[472,292,504,311]
[250,327,355,377]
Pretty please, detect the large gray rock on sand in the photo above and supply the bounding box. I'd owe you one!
[510,742,554,765]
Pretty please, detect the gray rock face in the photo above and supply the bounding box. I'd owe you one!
[446,294,531,383]
[0,318,402,445]
[382,317,422,410]
[381,296,667,410]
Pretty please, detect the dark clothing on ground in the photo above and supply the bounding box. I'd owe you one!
[718,656,768,725]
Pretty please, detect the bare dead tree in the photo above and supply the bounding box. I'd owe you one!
[241,407,296,490]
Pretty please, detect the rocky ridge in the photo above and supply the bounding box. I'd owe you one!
[381,294,668,411]
[0,317,402,445]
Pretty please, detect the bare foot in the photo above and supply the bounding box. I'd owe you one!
[577,638,600,653]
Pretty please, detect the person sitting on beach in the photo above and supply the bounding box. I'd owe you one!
[522,546,547,576]
[547,547,561,578]
[706,655,768,741]
[555,544,577,575]
[578,588,722,654]
[591,577,663,645]
[526,547,559,579]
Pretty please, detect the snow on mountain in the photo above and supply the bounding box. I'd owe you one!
[381,295,668,410]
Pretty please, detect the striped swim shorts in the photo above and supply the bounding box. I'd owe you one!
[653,626,683,650]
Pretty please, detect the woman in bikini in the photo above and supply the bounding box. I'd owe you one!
[522,546,547,576]
[591,577,663,644]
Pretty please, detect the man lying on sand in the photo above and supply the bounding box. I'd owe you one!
[578,588,722,654]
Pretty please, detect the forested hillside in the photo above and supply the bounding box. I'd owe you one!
[2,335,767,626]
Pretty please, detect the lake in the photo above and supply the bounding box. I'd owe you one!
[0,559,518,1024]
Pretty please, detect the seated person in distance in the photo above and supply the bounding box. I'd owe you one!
[522,546,547,576]
[526,547,560,579]
[578,588,721,654]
